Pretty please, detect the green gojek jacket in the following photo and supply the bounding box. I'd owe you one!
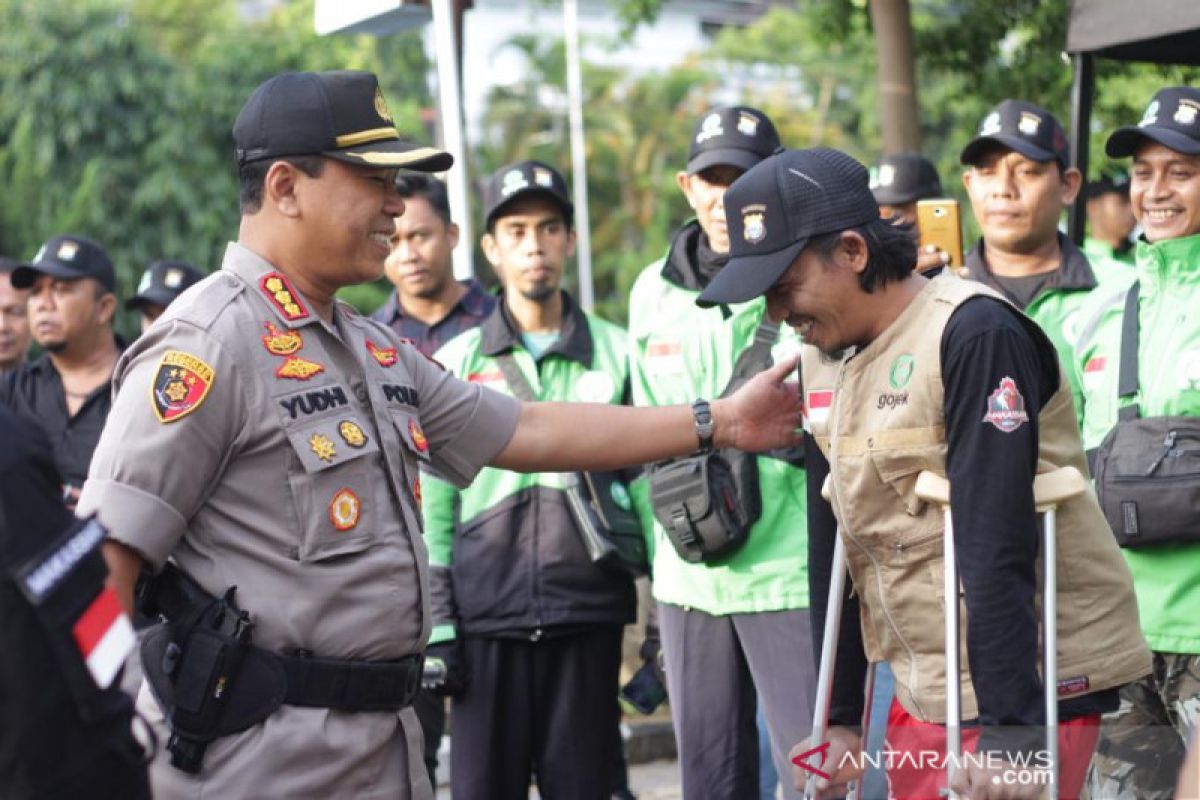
[1073,233,1200,655]
[964,233,1130,429]
[421,292,637,644]
[627,222,809,616]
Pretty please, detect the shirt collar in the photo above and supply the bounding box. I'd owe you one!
[479,289,593,366]
[221,242,320,329]
[378,279,494,324]
[964,232,1098,295]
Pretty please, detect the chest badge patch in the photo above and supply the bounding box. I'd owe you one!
[310,433,337,462]
[982,376,1029,433]
[152,350,215,423]
[259,272,309,321]
[328,488,361,531]
[339,420,368,448]
[367,340,399,367]
[276,356,325,381]
[408,418,429,453]
[412,476,422,507]
[262,322,304,356]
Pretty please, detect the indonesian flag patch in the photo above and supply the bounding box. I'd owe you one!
[805,389,834,431]
[152,350,215,423]
[982,376,1029,433]
[73,587,136,689]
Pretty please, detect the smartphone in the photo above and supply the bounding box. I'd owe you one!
[916,198,964,268]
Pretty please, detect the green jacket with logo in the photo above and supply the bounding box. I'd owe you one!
[627,221,809,616]
[422,292,637,643]
[964,234,1129,428]
[1073,233,1200,655]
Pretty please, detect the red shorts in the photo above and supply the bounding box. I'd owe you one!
[882,698,1100,799]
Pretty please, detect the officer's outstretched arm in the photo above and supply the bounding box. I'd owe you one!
[101,540,146,617]
[492,355,802,473]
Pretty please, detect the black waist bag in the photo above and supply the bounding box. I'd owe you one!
[649,448,761,563]
[1093,417,1200,547]
[1089,281,1200,548]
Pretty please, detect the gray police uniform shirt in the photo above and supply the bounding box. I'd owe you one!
[77,242,520,800]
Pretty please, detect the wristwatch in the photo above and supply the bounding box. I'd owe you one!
[691,399,714,453]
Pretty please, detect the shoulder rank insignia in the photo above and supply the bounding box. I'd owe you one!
[262,321,304,356]
[259,272,309,321]
[152,350,215,423]
[367,339,398,367]
[329,488,361,531]
[276,355,325,381]
[408,418,429,453]
[338,420,368,448]
[310,433,337,462]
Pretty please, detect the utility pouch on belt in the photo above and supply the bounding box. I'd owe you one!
[1090,283,1200,548]
[647,319,779,563]
[494,353,648,576]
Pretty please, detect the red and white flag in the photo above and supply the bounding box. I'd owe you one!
[72,587,136,689]
[806,390,834,431]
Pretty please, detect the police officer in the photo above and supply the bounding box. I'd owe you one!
[126,260,205,333]
[0,404,149,800]
[78,70,804,799]
[627,105,816,799]
[698,147,1150,800]
[422,160,638,799]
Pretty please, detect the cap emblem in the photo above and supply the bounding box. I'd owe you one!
[374,86,393,123]
[1139,100,1160,128]
[1018,111,1041,136]
[1174,100,1199,126]
[980,112,1002,136]
[742,204,767,244]
[696,112,724,144]
[877,163,895,187]
[57,241,79,261]
[164,268,184,289]
[502,169,529,197]
[737,112,760,137]
[533,167,554,187]
[136,271,153,293]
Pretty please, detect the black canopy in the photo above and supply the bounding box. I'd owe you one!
[1066,0,1200,240]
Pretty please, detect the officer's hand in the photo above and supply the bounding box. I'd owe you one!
[948,757,1048,800]
[790,725,863,799]
[715,355,803,453]
[423,641,468,698]
[916,244,951,275]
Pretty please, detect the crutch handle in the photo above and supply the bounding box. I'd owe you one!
[821,475,833,502]
[1032,466,1087,512]
[915,471,950,507]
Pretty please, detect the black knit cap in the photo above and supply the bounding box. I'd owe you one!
[697,147,880,307]
[233,70,453,171]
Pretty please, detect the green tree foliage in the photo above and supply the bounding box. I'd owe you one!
[0,0,433,331]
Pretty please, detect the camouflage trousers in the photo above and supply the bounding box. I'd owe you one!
[1084,652,1200,799]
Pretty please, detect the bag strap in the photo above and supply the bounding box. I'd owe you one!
[495,352,537,402]
[1117,281,1141,422]
[721,318,779,398]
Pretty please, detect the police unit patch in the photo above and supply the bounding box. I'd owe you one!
[329,488,361,531]
[367,339,398,367]
[276,356,325,381]
[152,350,215,423]
[339,420,368,448]
[259,272,309,321]
[310,433,337,462]
[408,419,429,453]
[262,321,304,356]
[982,376,1029,432]
[412,477,422,507]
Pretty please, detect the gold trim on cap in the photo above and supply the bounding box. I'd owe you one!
[334,126,400,148]
[336,147,450,167]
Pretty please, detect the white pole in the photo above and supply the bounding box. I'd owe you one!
[562,0,594,310]
[431,0,474,280]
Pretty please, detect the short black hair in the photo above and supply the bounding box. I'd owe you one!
[394,173,452,226]
[809,217,917,293]
[238,156,327,214]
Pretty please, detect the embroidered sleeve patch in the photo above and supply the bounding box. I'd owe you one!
[152,350,215,423]
[367,339,398,367]
[982,376,1029,432]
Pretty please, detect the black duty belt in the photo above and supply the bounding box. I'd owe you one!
[280,650,424,712]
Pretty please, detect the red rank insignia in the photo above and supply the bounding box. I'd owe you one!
[152,350,215,423]
[367,339,398,367]
[408,418,429,453]
[259,272,309,321]
[412,477,422,507]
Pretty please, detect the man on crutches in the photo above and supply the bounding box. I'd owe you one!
[697,147,1152,800]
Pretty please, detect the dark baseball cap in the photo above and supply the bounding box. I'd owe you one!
[960,99,1069,167]
[697,148,880,307]
[233,70,453,171]
[870,153,943,205]
[11,235,114,292]
[1085,172,1130,200]
[125,260,204,312]
[482,160,574,230]
[686,106,781,175]
[1106,86,1200,158]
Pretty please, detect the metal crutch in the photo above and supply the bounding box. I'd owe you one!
[914,467,1088,799]
[802,478,877,800]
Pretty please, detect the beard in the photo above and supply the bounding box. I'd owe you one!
[41,338,68,353]
[520,281,557,302]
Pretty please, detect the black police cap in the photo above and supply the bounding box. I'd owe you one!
[1107,86,1200,158]
[233,70,453,172]
[960,99,1069,168]
[11,235,115,292]
[125,260,205,312]
[870,153,943,206]
[687,106,781,175]
[482,160,574,230]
